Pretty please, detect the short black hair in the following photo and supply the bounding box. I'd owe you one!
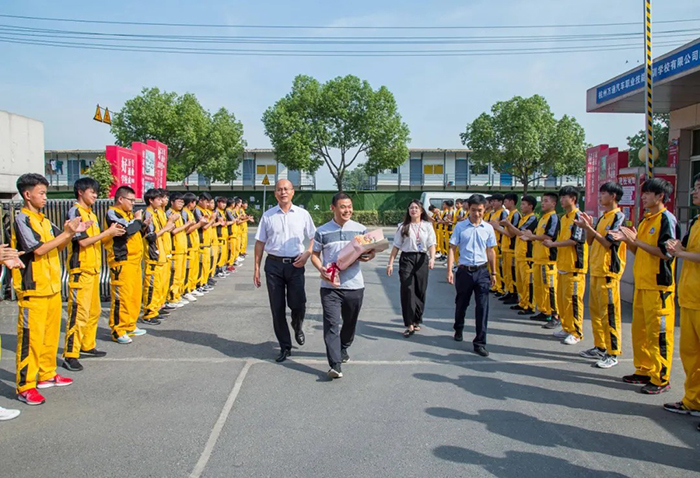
[242,200,248,205]
[446,200,454,207]
[641,177,673,202]
[17,173,49,196]
[169,192,184,203]
[73,177,100,199]
[114,186,135,200]
[144,188,159,205]
[227,198,235,207]
[332,192,352,206]
[199,192,213,201]
[455,198,463,204]
[215,196,227,204]
[543,192,559,202]
[599,182,624,203]
[521,195,537,209]
[156,188,168,198]
[428,205,436,211]
[504,193,518,203]
[467,194,488,207]
[491,193,505,202]
[183,192,197,205]
[559,186,580,201]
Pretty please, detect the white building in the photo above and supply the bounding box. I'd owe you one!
[371,148,583,190]
[1,111,45,198]
[44,148,316,191]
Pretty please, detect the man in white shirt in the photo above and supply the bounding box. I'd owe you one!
[254,180,316,363]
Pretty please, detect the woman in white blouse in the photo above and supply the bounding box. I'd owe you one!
[387,200,437,337]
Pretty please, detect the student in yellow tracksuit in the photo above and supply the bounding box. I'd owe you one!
[452,199,467,264]
[12,173,83,405]
[142,188,175,325]
[226,198,239,270]
[503,196,538,315]
[574,182,627,368]
[194,193,216,291]
[166,192,193,307]
[612,178,680,394]
[663,173,700,420]
[105,186,147,344]
[434,203,446,258]
[156,190,175,312]
[182,192,204,298]
[542,186,588,345]
[62,178,124,372]
[214,197,230,277]
[240,200,253,257]
[526,192,560,326]
[490,193,521,304]
[488,194,509,296]
[0,246,22,418]
[208,197,221,282]
[235,198,246,262]
[442,202,456,257]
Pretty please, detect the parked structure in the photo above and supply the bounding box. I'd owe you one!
[1,111,44,199]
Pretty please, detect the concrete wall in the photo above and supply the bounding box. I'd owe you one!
[0,111,45,198]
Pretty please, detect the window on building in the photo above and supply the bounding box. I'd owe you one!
[692,129,700,157]
[423,164,444,175]
[256,165,266,175]
[470,163,488,175]
[267,165,277,174]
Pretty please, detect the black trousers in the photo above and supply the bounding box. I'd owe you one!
[399,252,430,327]
[321,288,364,368]
[264,257,307,351]
[453,266,491,347]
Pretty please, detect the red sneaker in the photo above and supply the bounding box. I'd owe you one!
[18,388,46,406]
[227,266,235,271]
[37,374,74,389]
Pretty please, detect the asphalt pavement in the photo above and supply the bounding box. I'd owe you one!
[0,227,698,478]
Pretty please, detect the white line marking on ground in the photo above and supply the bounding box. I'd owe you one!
[190,359,254,478]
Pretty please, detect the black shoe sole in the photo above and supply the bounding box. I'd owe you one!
[62,362,83,372]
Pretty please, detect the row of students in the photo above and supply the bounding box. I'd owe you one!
[4,173,254,411]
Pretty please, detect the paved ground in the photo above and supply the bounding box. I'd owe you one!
[0,228,699,478]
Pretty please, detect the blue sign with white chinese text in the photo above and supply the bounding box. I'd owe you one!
[596,42,700,104]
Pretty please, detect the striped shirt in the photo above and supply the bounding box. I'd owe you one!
[313,219,367,290]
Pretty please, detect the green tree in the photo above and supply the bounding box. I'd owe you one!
[460,94,586,193]
[342,164,371,191]
[262,75,410,191]
[86,156,115,198]
[110,87,246,182]
[626,114,669,167]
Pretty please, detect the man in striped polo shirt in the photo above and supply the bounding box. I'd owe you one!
[311,192,376,379]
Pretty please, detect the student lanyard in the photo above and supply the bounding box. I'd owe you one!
[411,223,424,252]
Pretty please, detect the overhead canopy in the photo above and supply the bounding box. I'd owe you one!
[587,38,700,114]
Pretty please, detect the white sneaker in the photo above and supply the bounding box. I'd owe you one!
[596,355,619,369]
[178,298,190,306]
[115,334,133,344]
[0,406,21,421]
[127,328,147,337]
[562,334,581,345]
[183,293,197,302]
[165,302,184,309]
[192,289,204,297]
[553,329,569,339]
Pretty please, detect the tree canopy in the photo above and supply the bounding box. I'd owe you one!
[626,114,669,167]
[262,75,410,191]
[111,87,246,182]
[86,156,115,198]
[460,94,586,192]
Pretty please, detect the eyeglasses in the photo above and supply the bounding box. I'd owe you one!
[122,197,136,203]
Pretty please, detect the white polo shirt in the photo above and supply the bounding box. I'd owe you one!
[255,204,316,257]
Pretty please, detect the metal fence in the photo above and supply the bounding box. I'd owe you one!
[1,199,114,302]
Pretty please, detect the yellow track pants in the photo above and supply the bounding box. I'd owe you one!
[680,307,700,410]
[228,235,239,266]
[632,288,675,386]
[16,293,61,393]
[218,241,228,268]
[64,271,101,359]
[589,276,622,355]
[558,272,585,339]
[502,252,517,295]
[186,249,199,293]
[199,246,212,287]
[534,263,558,317]
[109,261,142,340]
[142,261,166,319]
[492,254,505,293]
[516,259,534,310]
[168,253,186,303]
[240,230,248,254]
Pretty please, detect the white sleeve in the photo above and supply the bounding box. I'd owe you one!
[426,223,437,248]
[305,211,317,240]
[393,225,404,249]
[255,214,268,242]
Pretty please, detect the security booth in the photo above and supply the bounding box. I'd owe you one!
[586,37,700,228]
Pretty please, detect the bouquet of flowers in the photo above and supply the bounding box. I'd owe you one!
[324,229,390,286]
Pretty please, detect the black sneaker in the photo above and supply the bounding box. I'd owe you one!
[510,305,524,311]
[494,292,506,299]
[80,348,107,358]
[517,309,534,316]
[542,318,561,329]
[579,347,607,359]
[622,374,651,384]
[640,383,670,394]
[663,401,700,416]
[697,422,700,432]
[474,346,489,357]
[503,296,519,305]
[158,308,171,316]
[62,357,83,372]
[140,317,162,325]
[328,365,343,379]
[454,330,464,342]
[530,312,549,321]
[207,279,217,286]
[341,349,350,363]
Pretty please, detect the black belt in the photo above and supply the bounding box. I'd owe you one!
[267,254,297,264]
[458,263,488,272]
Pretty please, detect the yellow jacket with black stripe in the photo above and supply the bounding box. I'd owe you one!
[104,206,144,267]
[633,208,680,291]
[66,203,101,274]
[679,214,700,310]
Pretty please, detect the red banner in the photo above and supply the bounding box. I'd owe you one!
[147,139,168,188]
[105,146,140,198]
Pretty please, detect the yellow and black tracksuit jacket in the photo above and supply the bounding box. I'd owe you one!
[556,208,588,339]
[167,208,188,303]
[679,215,700,409]
[589,208,627,355]
[194,205,213,286]
[215,207,229,269]
[515,212,538,309]
[502,209,521,295]
[105,207,144,338]
[12,207,63,393]
[240,208,250,254]
[632,207,680,386]
[533,210,560,317]
[182,207,199,294]
[226,206,239,265]
[64,203,102,359]
[142,207,169,319]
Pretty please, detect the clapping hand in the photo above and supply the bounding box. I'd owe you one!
[0,244,20,261]
[573,212,593,230]
[666,238,683,256]
[542,239,554,248]
[107,222,126,237]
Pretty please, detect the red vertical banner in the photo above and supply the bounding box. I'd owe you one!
[667,138,679,168]
[147,140,168,188]
[132,142,157,195]
[618,172,638,226]
[105,145,140,198]
[585,145,607,218]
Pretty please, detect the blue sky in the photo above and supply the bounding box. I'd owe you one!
[1,0,698,188]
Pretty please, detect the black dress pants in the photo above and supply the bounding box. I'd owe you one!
[399,252,429,327]
[320,288,364,368]
[453,266,491,347]
[264,257,306,351]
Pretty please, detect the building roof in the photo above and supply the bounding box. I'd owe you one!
[587,37,700,114]
[45,149,103,154]
[409,148,471,153]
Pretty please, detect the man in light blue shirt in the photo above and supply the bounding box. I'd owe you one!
[311,192,375,379]
[447,194,498,357]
